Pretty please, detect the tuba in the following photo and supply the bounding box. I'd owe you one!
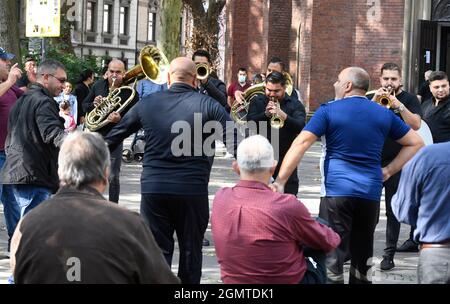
[230,82,265,124]
[85,45,169,132]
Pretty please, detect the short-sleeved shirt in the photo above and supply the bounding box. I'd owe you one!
[0,85,23,150]
[304,96,410,201]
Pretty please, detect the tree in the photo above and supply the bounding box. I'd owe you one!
[48,0,75,55]
[0,0,21,63]
[157,0,183,61]
[182,0,226,68]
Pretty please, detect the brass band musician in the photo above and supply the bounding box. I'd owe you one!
[367,62,423,271]
[82,59,138,204]
[247,71,306,195]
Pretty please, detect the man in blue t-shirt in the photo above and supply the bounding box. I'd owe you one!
[272,67,424,284]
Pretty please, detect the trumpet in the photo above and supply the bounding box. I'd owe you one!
[270,97,285,129]
[376,85,395,109]
[196,63,209,81]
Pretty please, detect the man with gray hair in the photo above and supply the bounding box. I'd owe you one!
[211,135,340,284]
[272,67,424,283]
[10,131,180,284]
[0,59,67,252]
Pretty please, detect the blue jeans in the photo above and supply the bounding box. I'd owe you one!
[2,184,51,244]
[1,152,21,249]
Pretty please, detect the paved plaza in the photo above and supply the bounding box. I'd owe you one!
[0,141,419,284]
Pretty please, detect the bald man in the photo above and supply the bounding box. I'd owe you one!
[272,67,424,284]
[104,57,236,284]
[82,59,138,204]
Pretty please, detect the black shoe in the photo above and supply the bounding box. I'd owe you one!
[202,238,210,247]
[380,256,395,271]
[396,239,419,252]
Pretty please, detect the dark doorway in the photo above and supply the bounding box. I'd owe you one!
[439,26,450,74]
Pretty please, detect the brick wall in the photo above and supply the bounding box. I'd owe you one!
[225,0,407,110]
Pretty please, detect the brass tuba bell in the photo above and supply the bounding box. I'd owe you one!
[85,46,169,132]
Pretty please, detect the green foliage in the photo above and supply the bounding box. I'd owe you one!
[45,44,104,84]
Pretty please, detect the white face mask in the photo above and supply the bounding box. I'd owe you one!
[238,75,247,83]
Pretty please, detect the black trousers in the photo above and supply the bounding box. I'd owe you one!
[140,193,209,284]
[319,196,379,284]
[109,142,123,203]
[383,170,416,257]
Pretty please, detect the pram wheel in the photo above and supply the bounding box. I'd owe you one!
[122,149,133,163]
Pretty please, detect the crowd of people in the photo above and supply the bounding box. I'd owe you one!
[0,44,449,284]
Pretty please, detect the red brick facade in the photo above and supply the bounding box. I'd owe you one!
[225,0,406,110]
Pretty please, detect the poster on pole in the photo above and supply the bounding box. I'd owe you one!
[25,0,61,37]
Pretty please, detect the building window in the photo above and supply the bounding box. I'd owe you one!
[86,1,96,32]
[119,6,129,35]
[148,12,156,42]
[103,4,113,33]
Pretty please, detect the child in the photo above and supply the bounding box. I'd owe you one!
[59,101,76,132]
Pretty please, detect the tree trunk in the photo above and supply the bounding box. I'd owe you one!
[0,0,21,63]
[183,0,226,67]
[157,0,183,61]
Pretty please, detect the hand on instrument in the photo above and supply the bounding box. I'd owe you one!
[234,90,245,104]
[107,112,121,123]
[389,95,402,110]
[265,100,275,117]
[93,95,103,107]
[372,87,389,101]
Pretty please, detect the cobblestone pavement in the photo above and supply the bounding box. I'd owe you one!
[0,141,419,284]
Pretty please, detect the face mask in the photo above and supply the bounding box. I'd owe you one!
[238,75,247,83]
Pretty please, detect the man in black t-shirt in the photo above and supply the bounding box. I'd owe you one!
[370,63,423,270]
[422,71,450,143]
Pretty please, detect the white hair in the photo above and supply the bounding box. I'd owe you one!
[58,131,110,188]
[237,135,275,173]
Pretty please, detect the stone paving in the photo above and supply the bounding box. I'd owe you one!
[0,141,419,284]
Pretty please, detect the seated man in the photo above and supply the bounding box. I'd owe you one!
[211,135,340,284]
[10,131,180,284]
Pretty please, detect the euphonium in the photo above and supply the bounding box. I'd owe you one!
[85,45,169,132]
[231,82,265,124]
[270,97,285,129]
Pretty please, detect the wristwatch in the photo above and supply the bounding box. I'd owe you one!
[398,103,405,113]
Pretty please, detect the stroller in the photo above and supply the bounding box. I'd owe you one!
[122,129,145,163]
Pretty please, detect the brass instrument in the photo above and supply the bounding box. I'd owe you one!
[196,63,209,81]
[270,97,285,129]
[284,72,294,96]
[85,45,169,132]
[230,82,265,124]
[376,85,394,109]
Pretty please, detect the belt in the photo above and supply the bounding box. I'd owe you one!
[420,242,450,250]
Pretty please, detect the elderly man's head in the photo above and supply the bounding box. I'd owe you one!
[333,67,370,99]
[168,57,197,88]
[233,135,277,184]
[58,132,110,190]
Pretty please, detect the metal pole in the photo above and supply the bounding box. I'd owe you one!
[41,37,46,61]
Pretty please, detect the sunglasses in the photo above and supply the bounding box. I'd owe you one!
[44,74,67,84]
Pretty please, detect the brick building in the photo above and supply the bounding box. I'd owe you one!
[225,0,450,111]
